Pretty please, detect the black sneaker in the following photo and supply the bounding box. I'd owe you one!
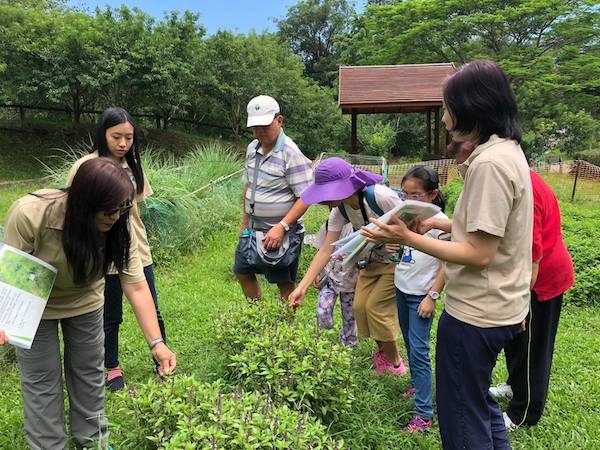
[106,367,125,391]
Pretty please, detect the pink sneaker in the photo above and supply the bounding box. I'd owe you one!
[402,386,417,398]
[372,350,386,373]
[404,415,432,433]
[374,353,407,376]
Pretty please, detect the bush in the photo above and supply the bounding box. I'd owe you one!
[574,148,600,166]
[217,299,356,421]
[441,178,463,215]
[565,266,600,307]
[358,116,396,157]
[110,376,343,449]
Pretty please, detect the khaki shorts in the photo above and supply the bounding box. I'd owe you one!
[353,262,400,342]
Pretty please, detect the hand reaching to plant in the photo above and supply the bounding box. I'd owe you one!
[288,285,307,309]
[152,342,176,376]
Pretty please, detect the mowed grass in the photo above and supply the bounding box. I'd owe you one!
[1,202,600,449]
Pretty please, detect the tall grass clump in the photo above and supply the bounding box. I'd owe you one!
[140,143,243,266]
[109,376,344,449]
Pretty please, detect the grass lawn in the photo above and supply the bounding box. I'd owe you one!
[1,204,600,448]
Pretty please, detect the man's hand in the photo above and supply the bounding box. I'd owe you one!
[361,214,411,245]
[288,285,307,309]
[263,223,286,250]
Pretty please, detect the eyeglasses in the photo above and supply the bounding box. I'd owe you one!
[102,200,133,217]
[399,190,431,201]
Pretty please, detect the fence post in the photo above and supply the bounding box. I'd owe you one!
[571,160,581,202]
[19,106,25,127]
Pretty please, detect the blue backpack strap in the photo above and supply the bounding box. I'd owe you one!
[337,203,350,223]
[363,184,384,217]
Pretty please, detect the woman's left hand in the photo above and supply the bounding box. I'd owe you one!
[152,343,177,376]
[417,296,436,319]
[361,214,411,245]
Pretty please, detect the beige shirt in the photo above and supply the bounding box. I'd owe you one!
[3,190,146,320]
[444,135,532,327]
[67,152,154,269]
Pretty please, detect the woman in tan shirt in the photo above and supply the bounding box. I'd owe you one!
[3,158,176,450]
[67,106,167,391]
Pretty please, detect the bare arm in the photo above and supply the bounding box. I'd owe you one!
[281,197,309,227]
[263,198,310,250]
[289,228,342,307]
[530,260,540,289]
[122,281,176,375]
[417,267,445,318]
[240,185,249,234]
[363,214,500,269]
[0,329,7,346]
[420,216,453,234]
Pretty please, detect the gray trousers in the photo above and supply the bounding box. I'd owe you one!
[16,308,108,450]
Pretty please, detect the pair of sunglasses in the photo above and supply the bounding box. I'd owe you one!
[102,200,133,217]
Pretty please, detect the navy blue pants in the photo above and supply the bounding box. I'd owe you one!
[436,310,521,450]
[104,265,167,369]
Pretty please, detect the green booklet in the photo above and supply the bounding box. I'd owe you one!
[0,242,57,349]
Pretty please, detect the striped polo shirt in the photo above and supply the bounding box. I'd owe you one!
[243,130,313,231]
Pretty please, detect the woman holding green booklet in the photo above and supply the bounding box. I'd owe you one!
[3,157,176,450]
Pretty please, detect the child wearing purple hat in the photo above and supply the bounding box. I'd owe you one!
[289,157,407,376]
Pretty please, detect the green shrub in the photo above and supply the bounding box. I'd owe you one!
[574,148,600,166]
[441,178,463,215]
[110,376,343,449]
[217,300,356,421]
[565,266,600,307]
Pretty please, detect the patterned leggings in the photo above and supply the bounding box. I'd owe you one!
[316,279,357,346]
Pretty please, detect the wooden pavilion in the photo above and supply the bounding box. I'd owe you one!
[338,63,456,155]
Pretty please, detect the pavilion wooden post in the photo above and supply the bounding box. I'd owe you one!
[426,108,432,153]
[434,107,440,155]
[351,109,357,153]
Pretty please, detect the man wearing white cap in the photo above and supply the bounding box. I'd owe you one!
[233,95,313,301]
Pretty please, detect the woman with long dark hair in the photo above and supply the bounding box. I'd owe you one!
[363,60,533,449]
[67,106,167,391]
[4,158,176,449]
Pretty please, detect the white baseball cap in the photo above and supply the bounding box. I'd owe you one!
[246,95,280,127]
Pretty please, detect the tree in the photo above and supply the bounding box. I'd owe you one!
[343,0,600,157]
[276,0,354,87]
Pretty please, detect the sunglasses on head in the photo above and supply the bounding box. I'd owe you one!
[102,199,133,217]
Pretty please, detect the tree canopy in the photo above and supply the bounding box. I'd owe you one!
[0,0,597,158]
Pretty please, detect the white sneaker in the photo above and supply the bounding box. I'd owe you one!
[503,411,518,431]
[489,382,513,400]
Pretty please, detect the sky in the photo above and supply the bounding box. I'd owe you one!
[67,0,366,35]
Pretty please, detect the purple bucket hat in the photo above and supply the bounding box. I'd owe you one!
[301,157,383,205]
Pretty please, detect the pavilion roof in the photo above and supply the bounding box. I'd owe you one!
[338,63,456,114]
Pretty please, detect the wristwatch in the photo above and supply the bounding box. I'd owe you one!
[279,220,290,232]
[428,290,440,300]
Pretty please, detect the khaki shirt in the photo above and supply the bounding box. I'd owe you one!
[3,190,146,320]
[67,152,154,269]
[444,135,532,327]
